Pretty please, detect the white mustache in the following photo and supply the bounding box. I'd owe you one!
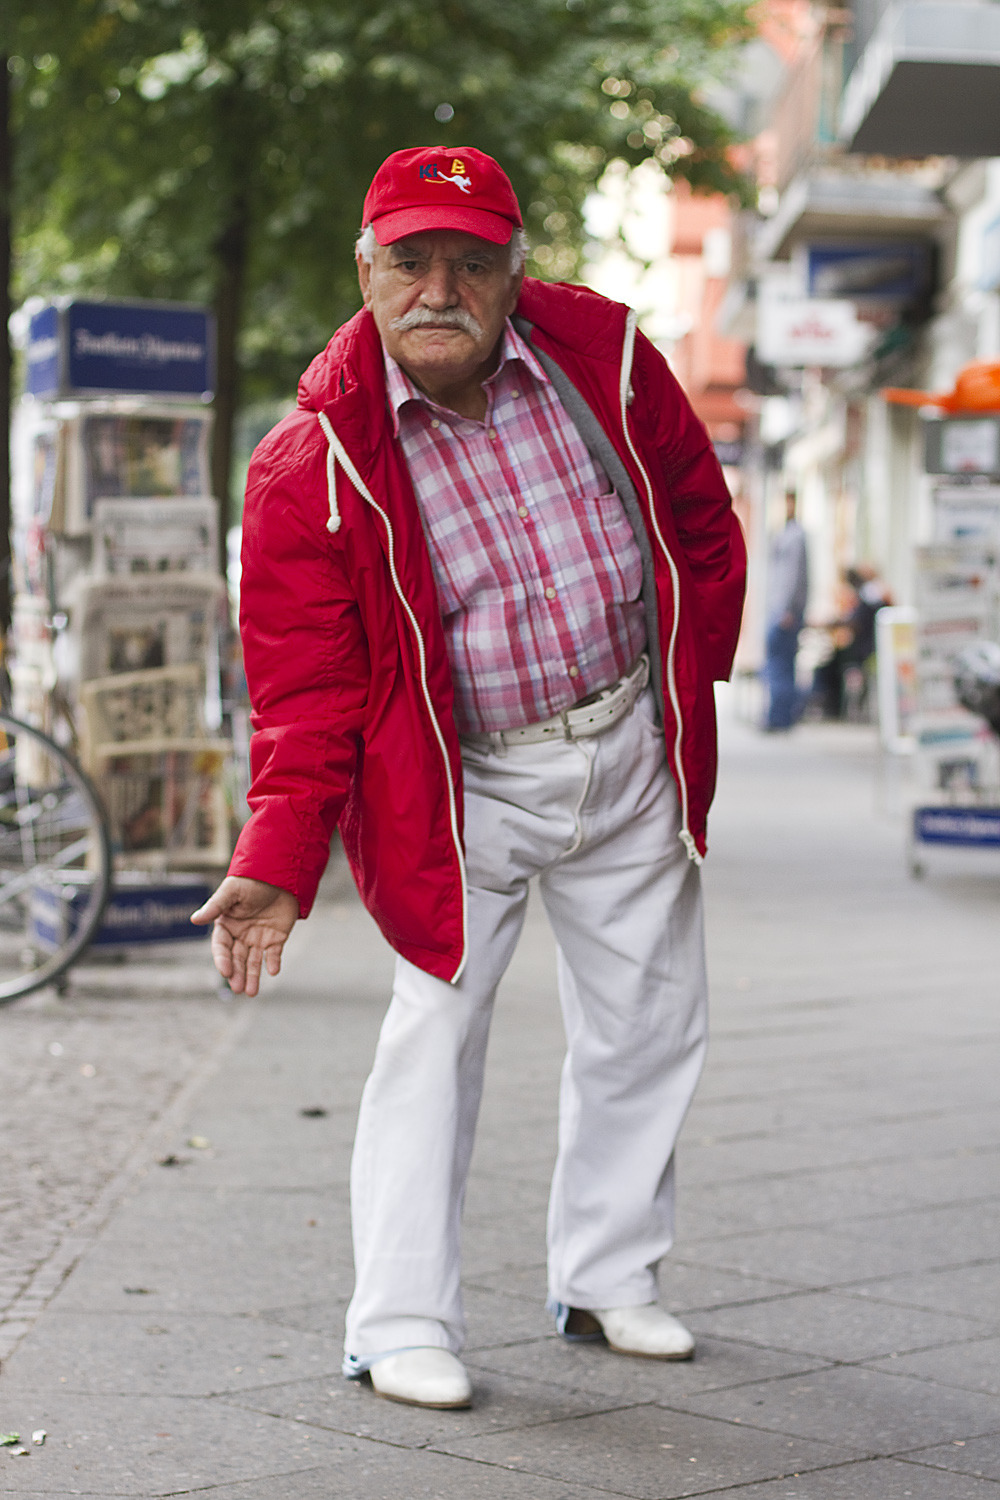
[389,306,484,338]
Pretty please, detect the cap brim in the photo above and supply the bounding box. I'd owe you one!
[371,205,516,246]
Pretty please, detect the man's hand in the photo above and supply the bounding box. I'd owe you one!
[191,877,300,997]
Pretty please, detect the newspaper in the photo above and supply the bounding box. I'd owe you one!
[75,575,226,682]
[78,665,206,767]
[101,745,231,866]
[92,498,219,578]
[61,411,211,534]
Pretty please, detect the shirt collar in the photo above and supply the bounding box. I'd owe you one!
[384,319,549,435]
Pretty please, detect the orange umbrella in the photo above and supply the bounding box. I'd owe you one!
[883,361,1000,412]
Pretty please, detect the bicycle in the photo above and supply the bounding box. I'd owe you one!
[0,712,112,1004]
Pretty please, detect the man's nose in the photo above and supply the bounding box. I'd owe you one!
[419,260,459,307]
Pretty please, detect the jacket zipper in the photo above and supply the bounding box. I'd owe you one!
[616,313,701,866]
[316,410,470,980]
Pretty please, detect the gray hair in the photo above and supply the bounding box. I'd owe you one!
[355,222,529,273]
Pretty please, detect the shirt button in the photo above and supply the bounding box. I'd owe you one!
[511,390,520,399]
[489,428,498,439]
[568,665,580,679]
[430,419,441,429]
[545,586,557,600]
[517,506,529,519]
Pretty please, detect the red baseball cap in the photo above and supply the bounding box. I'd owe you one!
[363,146,522,247]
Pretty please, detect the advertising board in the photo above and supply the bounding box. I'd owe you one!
[26,299,215,400]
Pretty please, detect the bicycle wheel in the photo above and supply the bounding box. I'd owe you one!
[0,713,112,1004]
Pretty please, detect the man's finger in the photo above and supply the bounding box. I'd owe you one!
[264,941,284,977]
[209,923,235,979]
[191,896,223,925]
[244,941,264,998]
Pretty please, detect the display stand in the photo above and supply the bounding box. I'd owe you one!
[13,297,231,945]
[903,462,1000,875]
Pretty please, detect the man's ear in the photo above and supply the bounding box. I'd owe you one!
[505,267,525,317]
[357,254,373,307]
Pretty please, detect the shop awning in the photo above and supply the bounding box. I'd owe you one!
[839,1,1000,158]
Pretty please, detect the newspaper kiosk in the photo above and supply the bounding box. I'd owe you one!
[14,297,232,946]
[883,367,1000,874]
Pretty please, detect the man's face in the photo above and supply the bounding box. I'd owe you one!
[358,230,522,409]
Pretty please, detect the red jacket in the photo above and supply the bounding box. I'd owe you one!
[229,277,746,981]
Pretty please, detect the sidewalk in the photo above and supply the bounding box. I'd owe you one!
[1,703,999,1498]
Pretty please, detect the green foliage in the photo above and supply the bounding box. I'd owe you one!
[9,0,752,408]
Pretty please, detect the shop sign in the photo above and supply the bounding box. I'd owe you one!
[925,417,1000,478]
[26,299,215,400]
[756,297,872,368]
[806,242,932,305]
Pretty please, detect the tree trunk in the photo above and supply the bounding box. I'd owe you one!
[0,57,13,633]
[210,192,250,575]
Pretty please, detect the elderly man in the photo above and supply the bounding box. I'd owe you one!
[194,146,746,1410]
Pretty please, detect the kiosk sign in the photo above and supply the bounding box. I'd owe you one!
[27,299,215,400]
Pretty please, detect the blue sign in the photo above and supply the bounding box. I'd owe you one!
[806,243,932,305]
[26,304,61,398]
[26,300,215,399]
[32,879,212,949]
[913,806,1000,848]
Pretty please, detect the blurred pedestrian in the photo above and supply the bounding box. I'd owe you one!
[193,146,746,1410]
[812,565,890,720]
[763,488,808,730]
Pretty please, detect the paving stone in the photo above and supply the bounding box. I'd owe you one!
[220,1365,622,1447]
[436,1399,852,1499]
[676,1200,1000,1288]
[702,1456,1000,1497]
[2,1311,343,1397]
[678,1153,1000,1229]
[159,1450,607,1499]
[674,1364,1000,1453]
[847,1262,1000,1324]
[50,1194,354,1316]
[906,1433,1000,1483]
[0,1391,356,1495]
[864,1336,1000,1397]
[468,1332,830,1400]
[687,1288,983,1363]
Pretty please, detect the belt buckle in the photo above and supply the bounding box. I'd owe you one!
[559,708,573,741]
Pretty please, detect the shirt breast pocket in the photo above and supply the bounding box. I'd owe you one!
[575,488,644,603]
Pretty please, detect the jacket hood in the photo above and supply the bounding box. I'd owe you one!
[295,278,631,416]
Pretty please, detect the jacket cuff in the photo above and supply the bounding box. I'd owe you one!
[228,803,333,918]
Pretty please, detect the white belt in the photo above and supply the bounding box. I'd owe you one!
[462,656,651,749]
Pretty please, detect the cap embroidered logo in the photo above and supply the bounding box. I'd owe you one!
[418,159,473,194]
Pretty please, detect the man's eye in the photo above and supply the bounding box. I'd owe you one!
[396,260,421,273]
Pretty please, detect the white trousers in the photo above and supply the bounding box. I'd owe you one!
[343,688,707,1367]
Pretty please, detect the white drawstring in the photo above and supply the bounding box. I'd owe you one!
[316,411,343,534]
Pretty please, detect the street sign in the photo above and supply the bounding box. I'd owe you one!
[756,296,873,368]
[26,299,215,400]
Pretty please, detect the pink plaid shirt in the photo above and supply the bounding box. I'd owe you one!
[385,322,646,734]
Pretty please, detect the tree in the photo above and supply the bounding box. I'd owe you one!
[10,0,753,548]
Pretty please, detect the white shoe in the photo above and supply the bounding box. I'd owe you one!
[368,1347,473,1408]
[592,1303,695,1361]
